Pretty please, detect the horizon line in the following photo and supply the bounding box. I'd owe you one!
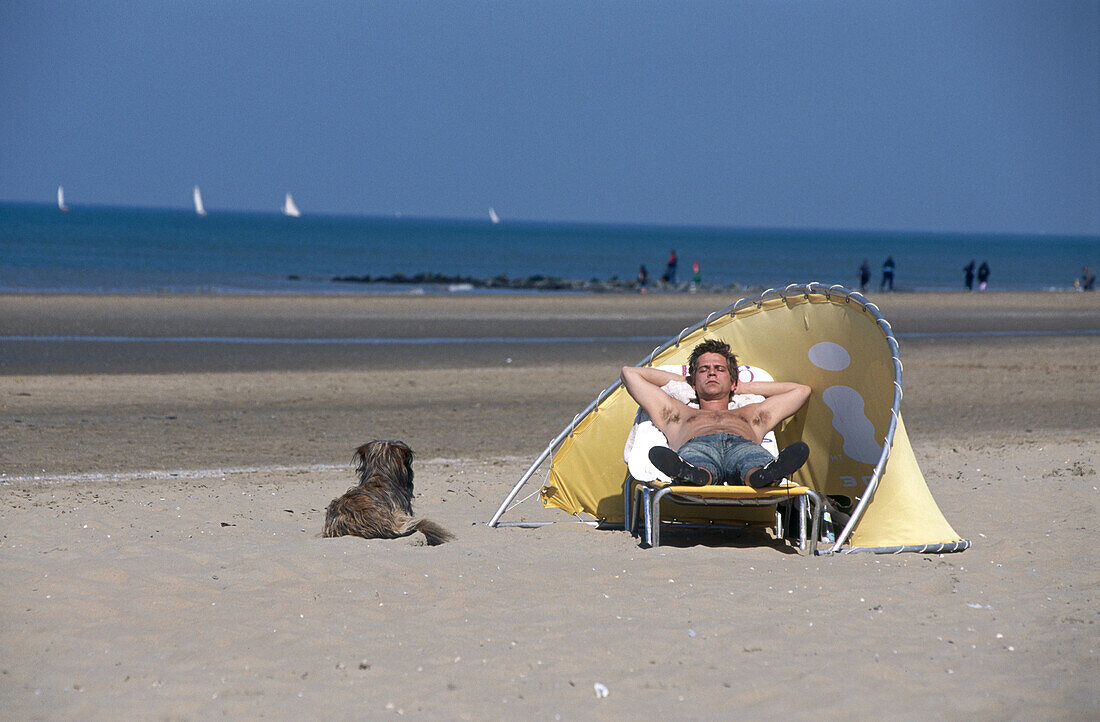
[2,198,1098,240]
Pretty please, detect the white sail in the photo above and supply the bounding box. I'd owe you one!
[193,186,207,216]
[489,207,500,224]
[57,185,69,212]
[282,193,301,217]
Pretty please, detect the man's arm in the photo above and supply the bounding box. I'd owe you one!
[620,366,686,430]
[738,381,811,434]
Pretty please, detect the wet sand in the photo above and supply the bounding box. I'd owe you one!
[1,291,1098,718]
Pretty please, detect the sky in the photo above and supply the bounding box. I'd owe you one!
[1,1,1097,235]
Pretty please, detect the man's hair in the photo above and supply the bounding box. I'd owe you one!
[687,339,738,380]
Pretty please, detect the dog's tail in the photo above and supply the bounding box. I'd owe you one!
[409,518,454,546]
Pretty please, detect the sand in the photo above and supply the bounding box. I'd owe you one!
[1,291,1098,718]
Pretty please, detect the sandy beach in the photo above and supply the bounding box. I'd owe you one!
[2,291,1098,718]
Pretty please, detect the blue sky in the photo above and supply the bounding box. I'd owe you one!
[1,1,1097,234]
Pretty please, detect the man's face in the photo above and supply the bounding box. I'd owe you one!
[691,352,733,401]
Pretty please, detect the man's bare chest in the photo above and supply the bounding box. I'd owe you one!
[682,406,762,436]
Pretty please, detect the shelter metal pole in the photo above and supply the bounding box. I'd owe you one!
[487,378,621,527]
[486,442,557,528]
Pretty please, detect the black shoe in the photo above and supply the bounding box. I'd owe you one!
[648,446,711,486]
[748,441,809,488]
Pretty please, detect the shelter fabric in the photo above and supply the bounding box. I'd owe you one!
[539,289,966,552]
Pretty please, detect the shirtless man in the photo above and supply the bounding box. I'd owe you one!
[620,338,811,488]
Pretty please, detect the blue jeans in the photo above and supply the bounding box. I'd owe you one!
[677,433,775,485]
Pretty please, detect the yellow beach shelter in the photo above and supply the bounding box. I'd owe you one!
[488,283,969,555]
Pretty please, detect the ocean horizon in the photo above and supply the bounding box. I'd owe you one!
[1,201,1095,295]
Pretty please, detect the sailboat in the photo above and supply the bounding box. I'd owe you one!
[282,193,301,217]
[57,185,69,212]
[489,207,500,224]
[193,186,207,216]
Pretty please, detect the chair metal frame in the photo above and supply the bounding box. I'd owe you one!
[624,477,824,554]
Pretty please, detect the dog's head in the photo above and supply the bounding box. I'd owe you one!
[354,439,414,489]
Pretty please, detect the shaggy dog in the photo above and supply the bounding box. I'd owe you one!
[322,439,453,545]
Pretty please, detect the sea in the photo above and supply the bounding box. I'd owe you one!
[0,202,1095,295]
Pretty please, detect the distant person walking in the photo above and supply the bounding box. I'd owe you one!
[637,264,649,294]
[858,259,871,292]
[880,256,895,291]
[691,260,701,290]
[977,261,990,291]
[662,249,678,284]
[1081,266,1095,291]
[963,260,976,291]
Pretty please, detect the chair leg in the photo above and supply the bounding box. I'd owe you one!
[623,477,636,533]
[641,487,654,547]
[630,484,645,537]
[629,479,638,534]
[798,495,808,551]
[627,485,636,536]
[806,490,823,556]
[650,487,675,548]
[651,490,661,548]
[624,478,633,535]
